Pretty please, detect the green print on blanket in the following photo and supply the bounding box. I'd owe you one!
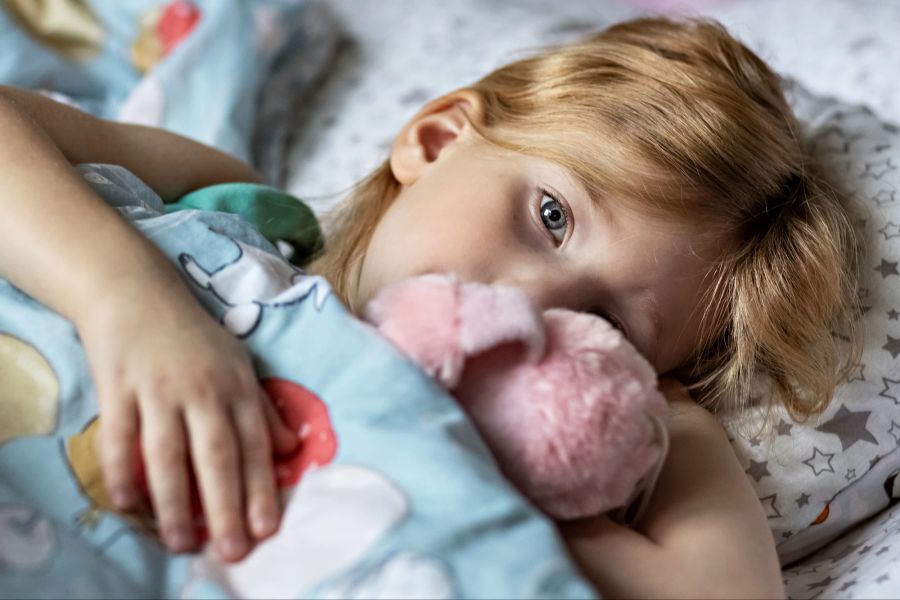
[0,164,596,600]
[166,182,324,266]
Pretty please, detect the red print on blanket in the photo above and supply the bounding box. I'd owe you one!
[132,1,201,74]
[134,377,337,543]
[264,378,338,487]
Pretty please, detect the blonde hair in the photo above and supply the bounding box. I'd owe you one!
[309,17,861,421]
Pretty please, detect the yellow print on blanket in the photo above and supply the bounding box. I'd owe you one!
[0,333,59,445]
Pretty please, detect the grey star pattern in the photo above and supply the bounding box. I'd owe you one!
[746,459,771,482]
[875,258,899,278]
[808,576,837,590]
[815,405,878,450]
[876,546,891,556]
[831,542,862,562]
[749,436,762,448]
[839,580,857,591]
[859,544,874,554]
[845,468,857,481]
[888,309,900,320]
[846,363,865,382]
[880,377,900,404]
[776,420,793,436]
[796,492,811,508]
[813,126,849,153]
[880,222,900,240]
[889,421,900,444]
[877,573,890,583]
[872,189,897,206]
[781,530,794,540]
[760,494,781,519]
[803,447,836,476]
[883,335,900,359]
[863,157,898,179]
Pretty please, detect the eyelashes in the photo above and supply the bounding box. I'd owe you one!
[537,188,570,245]
[599,312,626,334]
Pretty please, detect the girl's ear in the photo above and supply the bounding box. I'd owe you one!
[389,90,485,185]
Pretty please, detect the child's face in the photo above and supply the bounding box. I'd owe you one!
[355,138,725,376]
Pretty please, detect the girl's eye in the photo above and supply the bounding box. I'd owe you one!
[539,192,568,243]
[596,311,627,336]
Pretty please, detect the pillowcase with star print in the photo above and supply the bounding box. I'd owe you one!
[714,78,900,568]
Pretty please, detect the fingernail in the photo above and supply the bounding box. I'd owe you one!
[217,534,248,561]
[111,487,134,509]
[251,510,277,538]
[165,527,194,553]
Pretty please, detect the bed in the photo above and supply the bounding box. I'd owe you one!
[283,2,900,598]
[1,0,899,598]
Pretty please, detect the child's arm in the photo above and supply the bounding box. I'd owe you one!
[559,380,785,599]
[0,86,263,200]
[0,87,297,562]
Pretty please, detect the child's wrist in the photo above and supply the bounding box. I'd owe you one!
[70,259,197,330]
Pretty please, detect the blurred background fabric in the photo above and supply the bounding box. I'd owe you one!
[0,0,339,183]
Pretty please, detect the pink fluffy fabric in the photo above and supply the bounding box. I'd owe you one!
[365,274,546,388]
[365,274,668,520]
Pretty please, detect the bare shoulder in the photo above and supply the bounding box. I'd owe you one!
[640,380,785,597]
[559,380,786,599]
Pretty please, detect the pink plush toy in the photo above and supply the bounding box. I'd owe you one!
[365,274,669,521]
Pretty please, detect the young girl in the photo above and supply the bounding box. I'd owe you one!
[0,16,858,598]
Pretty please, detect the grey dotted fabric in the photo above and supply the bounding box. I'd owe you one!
[281,1,900,597]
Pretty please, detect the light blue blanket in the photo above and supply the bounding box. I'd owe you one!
[0,0,337,183]
[0,165,596,599]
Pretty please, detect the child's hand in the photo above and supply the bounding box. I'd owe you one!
[77,290,298,563]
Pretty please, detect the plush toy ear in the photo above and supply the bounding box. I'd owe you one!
[364,274,545,389]
[364,274,464,387]
[456,282,546,366]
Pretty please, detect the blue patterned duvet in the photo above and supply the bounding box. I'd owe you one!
[0,165,596,599]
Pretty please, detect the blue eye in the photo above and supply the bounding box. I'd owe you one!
[539,192,568,243]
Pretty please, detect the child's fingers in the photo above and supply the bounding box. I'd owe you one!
[140,405,195,553]
[261,391,299,456]
[98,394,140,511]
[232,399,280,540]
[184,405,248,563]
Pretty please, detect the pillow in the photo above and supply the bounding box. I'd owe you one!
[697,0,900,127]
[717,80,900,566]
